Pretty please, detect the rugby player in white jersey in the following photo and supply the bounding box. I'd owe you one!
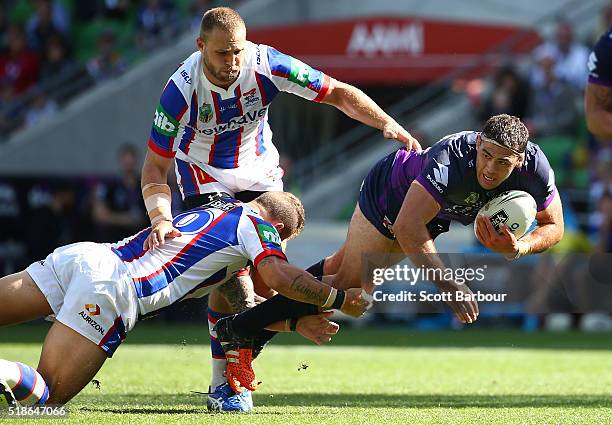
[140,6,420,411]
[0,192,369,406]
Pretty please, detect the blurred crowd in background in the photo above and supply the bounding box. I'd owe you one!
[0,0,242,135]
[0,1,611,327]
[466,9,612,256]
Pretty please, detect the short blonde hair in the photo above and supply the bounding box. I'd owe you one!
[200,7,245,39]
[254,192,305,240]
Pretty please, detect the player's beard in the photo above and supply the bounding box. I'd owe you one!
[202,53,239,85]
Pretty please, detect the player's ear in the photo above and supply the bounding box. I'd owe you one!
[196,37,205,51]
[273,222,284,233]
[515,153,525,169]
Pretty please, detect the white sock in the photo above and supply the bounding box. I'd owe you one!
[207,309,228,391]
[0,359,49,405]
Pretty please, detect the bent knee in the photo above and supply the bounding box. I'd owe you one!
[333,267,362,290]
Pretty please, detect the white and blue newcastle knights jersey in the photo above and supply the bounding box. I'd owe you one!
[107,200,286,318]
[148,41,330,198]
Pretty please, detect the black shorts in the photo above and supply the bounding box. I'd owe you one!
[358,152,450,241]
[184,190,266,209]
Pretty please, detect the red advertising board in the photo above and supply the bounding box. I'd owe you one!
[248,17,541,84]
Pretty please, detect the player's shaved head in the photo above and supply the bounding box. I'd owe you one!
[481,114,529,155]
[200,7,245,40]
[254,192,305,241]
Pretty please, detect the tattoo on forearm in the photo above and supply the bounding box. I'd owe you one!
[289,274,327,305]
[216,274,255,312]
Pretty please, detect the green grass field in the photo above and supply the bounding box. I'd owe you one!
[2,323,612,424]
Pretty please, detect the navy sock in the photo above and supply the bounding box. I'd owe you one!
[305,258,326,276]
[230,295,319,338]
[252,329,277,358]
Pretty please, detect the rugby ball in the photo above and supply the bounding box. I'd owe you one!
[475,190,537,239]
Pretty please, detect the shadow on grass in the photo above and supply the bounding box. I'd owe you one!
[4,323,612,350]
[254,393,612,409]
[73,393,612,414]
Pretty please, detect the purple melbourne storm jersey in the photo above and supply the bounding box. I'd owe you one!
[588,29,612,87]
[359,131,557,239]
[148,41,330,198]
[107,199,286,318]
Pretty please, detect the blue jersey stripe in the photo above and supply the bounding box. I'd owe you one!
[209,89,244,168]
[133,209,241,298]
[160,80,188,118]
[111,229,151,262]
[179,91,198,154]
[178,126,196,153]
[255,72,279,106]
[267,47,291,77]
[188,90,198,127]
[209,129,242,168]
[149,128,174,155]
[255,120,266,155]
[176,158,198,195]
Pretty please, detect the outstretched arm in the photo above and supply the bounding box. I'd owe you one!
[256,256,368,317]
[393,181,479,323]
[321,78,421,150]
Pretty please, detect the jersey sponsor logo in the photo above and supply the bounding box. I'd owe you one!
[243,88,260,106]
[78,310,105,335]
[199,107,267,136]
[347,22,424,56]
[180,69,192,84]
[382,215,395,236]
[85,303,101,316]
[154,104,179,136]
[203,199,237,212]
[426,174,444,193]
[175,210,214,234]
[432,161,448,186]
[588,52,598,76]
[465,192,479,204]
[199,102,213,123]
[257,223,281,245]
[256,45,261,64]
[289,59,313,88]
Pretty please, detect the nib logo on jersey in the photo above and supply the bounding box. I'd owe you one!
[154,104,179,137]
[78,304,105,335]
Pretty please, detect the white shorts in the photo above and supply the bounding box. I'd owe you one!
[175,151,284,199]
[25,242,139,357]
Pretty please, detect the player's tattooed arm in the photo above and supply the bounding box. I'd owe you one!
[216,274,255,312]
[288,275,327,306]
[256,257,327,306]
[585,82,612,140]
